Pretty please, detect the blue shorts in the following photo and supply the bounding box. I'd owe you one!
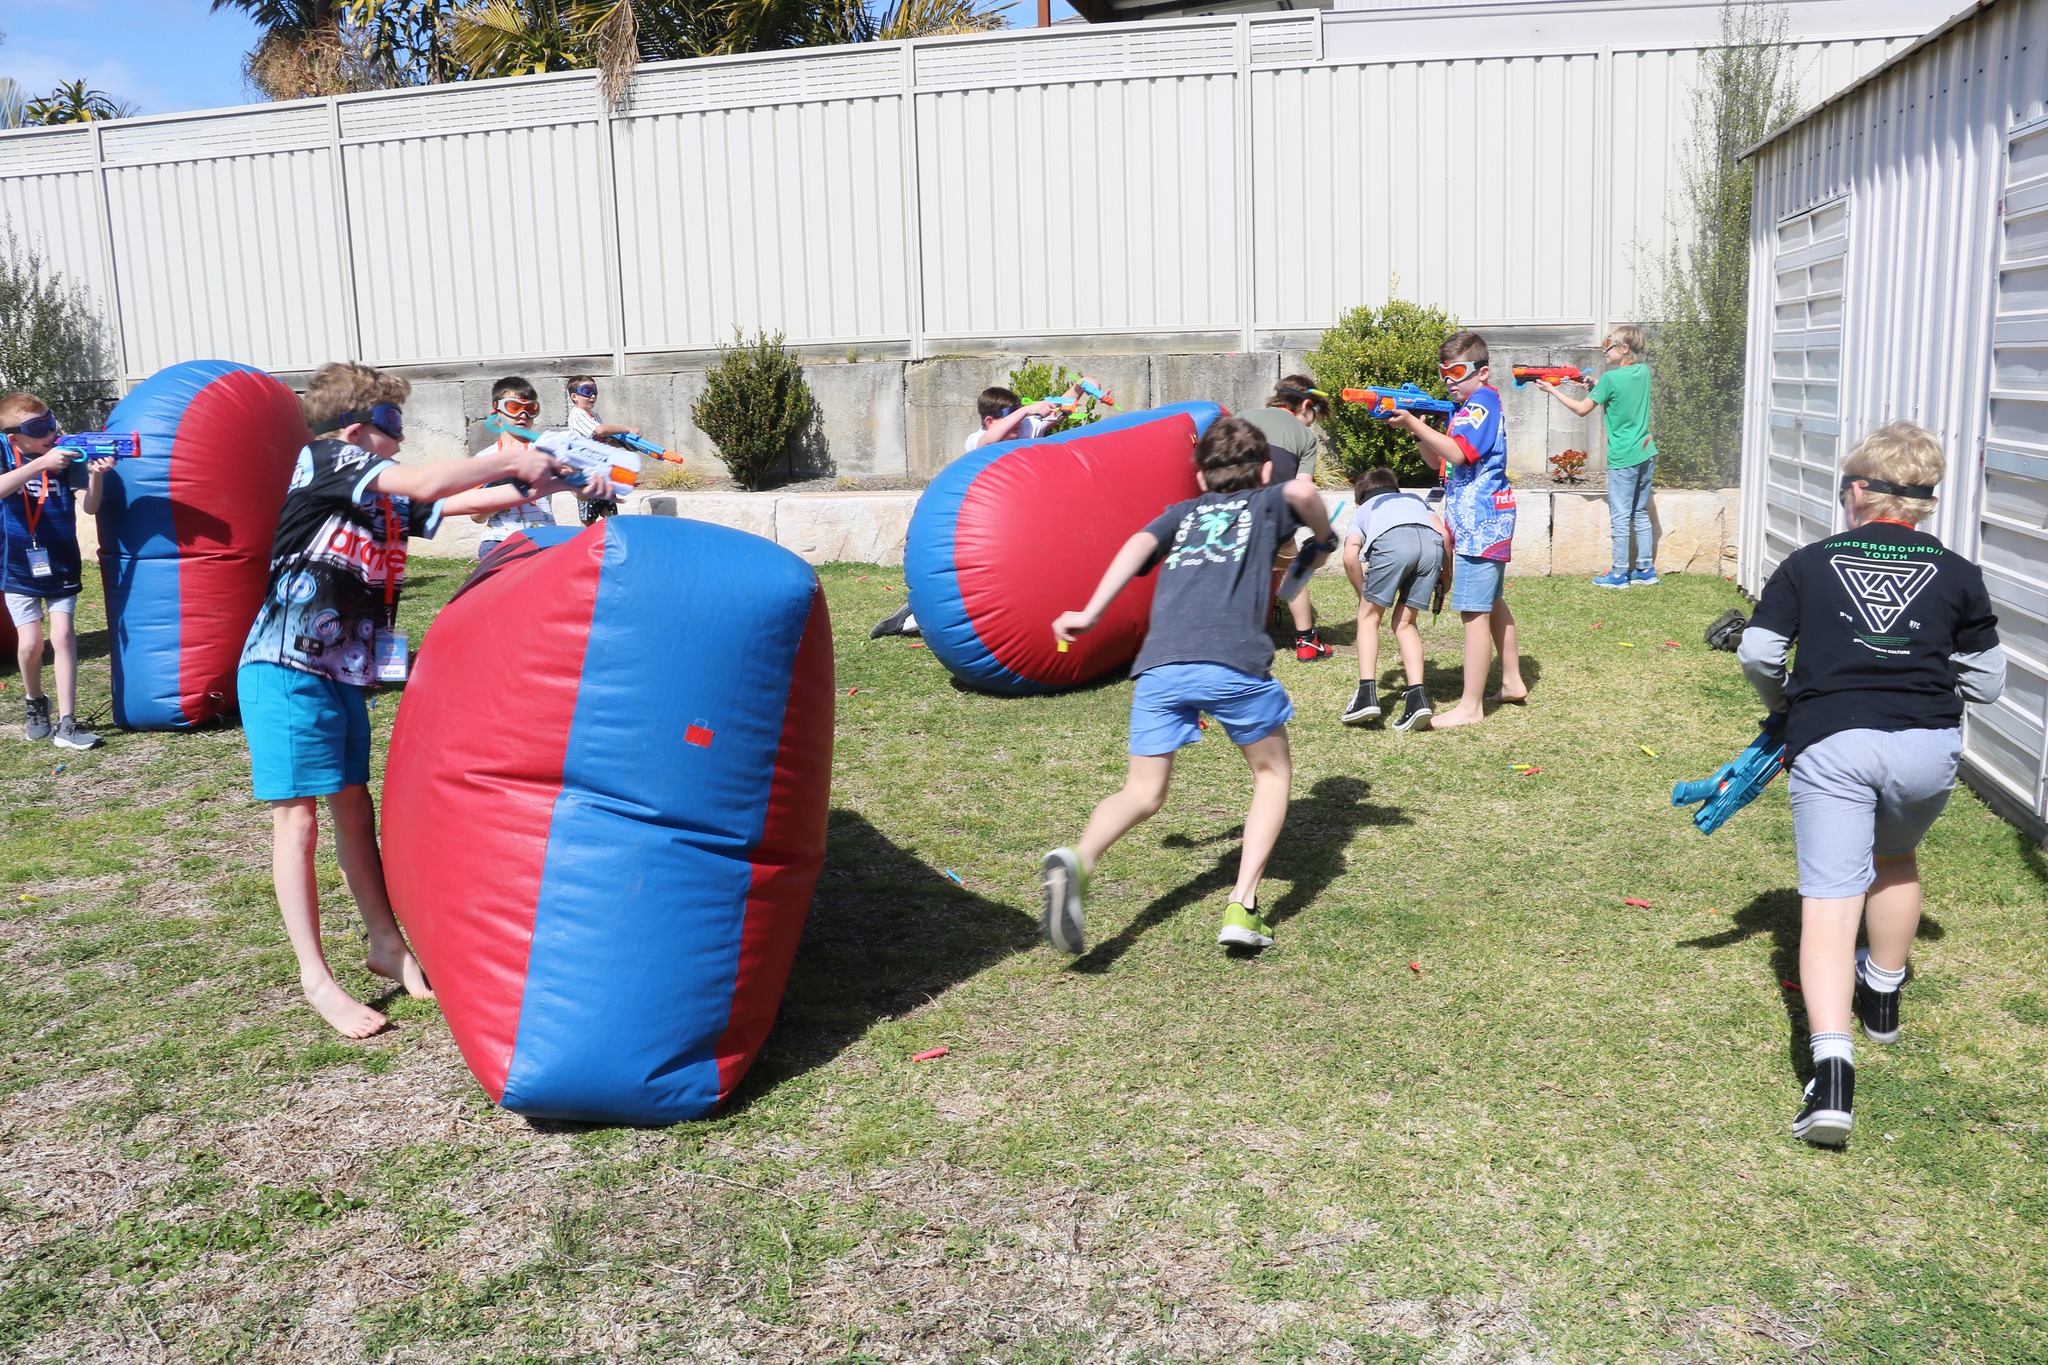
[238,660,371,801]
[1449,554,1506,612]
[1129,662,1293,756]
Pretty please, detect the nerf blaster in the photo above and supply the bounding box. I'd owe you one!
[1671,718,1788,835]
[1036,379,1114,412]
[1340,384,1456,424]
[55,432,140,461]
[1511,365,1591,388]
[484,414,641,491]
[608,431,689,466]
[1277,533,1340,603]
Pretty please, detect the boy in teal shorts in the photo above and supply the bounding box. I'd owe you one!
[238,361,594,1038]
[1039,416,1334,955]
[1538,324,1659,586]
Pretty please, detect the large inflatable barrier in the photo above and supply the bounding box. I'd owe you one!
[97,361,306,729]
[382,516,835,1125]
[904,402,1221,695]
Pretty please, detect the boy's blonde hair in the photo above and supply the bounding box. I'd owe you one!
[1440,331,1489,369]
[0,393,50,428]
[1843,421,1944,526]
[1604,324,1647,362]
[303,361,410,434]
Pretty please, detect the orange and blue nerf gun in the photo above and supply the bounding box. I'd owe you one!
[485,413,640,490]
[1511,365,1591,388]
[1036,380,1114,412]
[1341,385,1456,423]
[56,432,140,461]
[608,431,690,466]
[1671,716,1788,834]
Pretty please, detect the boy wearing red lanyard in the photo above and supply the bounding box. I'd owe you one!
[238,362,594,1039]
[0,393,110,749]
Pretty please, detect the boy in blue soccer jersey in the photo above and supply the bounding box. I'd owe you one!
[1378,331,1526,728]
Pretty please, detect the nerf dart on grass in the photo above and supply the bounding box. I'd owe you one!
[1340,384,1456,424]
[55,432,141,461]
[1671,718,1788,835]
[607,431,690,465]
[1511,365,1591,388]
[486,413,641,490]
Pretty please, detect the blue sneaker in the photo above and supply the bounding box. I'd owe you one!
[1591,570,1631,589]
[1631,568,1661,586]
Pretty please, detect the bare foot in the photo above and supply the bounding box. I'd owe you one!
[368,947,435,1000]
[1433,704,1486,729]
[304,977,390,1038]
[1487,688,1529,706]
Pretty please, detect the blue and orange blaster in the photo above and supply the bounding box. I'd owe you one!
[1510,365,1592,389]
[608,431,690,466]
[1671,718,1788,835]
[56,432,141,462]
[1037,380,1115,412]
[1341,385,1456,424]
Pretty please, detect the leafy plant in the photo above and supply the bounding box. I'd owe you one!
[1304,294,1459,485]
[1549,449,1589,485]
[1005,362,1109,437]
[1649,0,1805,488]
[21,80,136,125]
[691,328,814,490]
[0,230,115,431]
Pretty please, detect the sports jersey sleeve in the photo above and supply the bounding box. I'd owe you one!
[403,496,443,539]
[345,453,398,507]
[1450,388,1502,465]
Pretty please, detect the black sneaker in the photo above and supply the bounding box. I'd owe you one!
[52,716,102,751]
[1341,680,1380,725]
[22,696,51,741]
[869,601,917,639]
[1792,1058,1854,1147]
[1854,949,1901,1044]
[1391,685,1433,732]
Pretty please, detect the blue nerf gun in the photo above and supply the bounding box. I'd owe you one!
[1340,385,1456,424]
[56,432,140,461]
[483,413,641,491]
[1277,533,1340,602]
[1036,379,1114,412]
[1671,718,1788,834]
[606,431,689,466]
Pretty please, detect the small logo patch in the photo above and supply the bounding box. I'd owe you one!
[685,723,715,748]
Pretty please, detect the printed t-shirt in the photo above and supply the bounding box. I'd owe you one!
[240,439,443,687]
[1344,490,1437,549]
[1747,521,2000,760]
[1236,407,1322,483]
[473,442,556,534]
[964,414,1052,454]
[0,437,89,597]
[1590,363,1657,469]
[1131,483,1303,679]
[1443,386,1516,562]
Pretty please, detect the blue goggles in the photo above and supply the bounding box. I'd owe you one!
[4,412,59,440]
[571,384,598,399]
[327,404,405,441]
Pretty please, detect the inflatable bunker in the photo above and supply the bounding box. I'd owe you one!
[382,516,835,1125]
[904,402,1221,695]
[96,361,306,729]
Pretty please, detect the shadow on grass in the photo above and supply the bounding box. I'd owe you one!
[2015,825,2048,886]
[1680,887,1947,1081]
[1070,774,1407,973]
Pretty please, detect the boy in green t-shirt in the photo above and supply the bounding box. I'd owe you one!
[1540,324,1659,587]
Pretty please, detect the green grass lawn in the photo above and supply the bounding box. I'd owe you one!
[3,564,2045,1363]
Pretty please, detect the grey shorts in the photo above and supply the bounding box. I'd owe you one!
[1787,726,1961,897]
[1355,524,1443,610]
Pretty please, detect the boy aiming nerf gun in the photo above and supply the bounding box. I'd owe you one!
[55,432,141,461]
[1671,716,1788,834]
[1511,366,1591,389]
[485,414,641,490]
[1341,385,1456,426]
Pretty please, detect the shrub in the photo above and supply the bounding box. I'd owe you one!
[1304,295,1458,485]
[1005,361,1109,436]
[691,329,814,490]
[0,228,115,430]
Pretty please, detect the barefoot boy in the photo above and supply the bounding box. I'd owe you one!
[238,362,594,1038]
[1377,331,1525,727]
[1040,415,1334,955]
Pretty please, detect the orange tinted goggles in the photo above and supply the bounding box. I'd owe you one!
[1438,361,1477,383]
[495,397,539,421]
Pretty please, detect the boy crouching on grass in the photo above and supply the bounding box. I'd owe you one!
[1339,466,1445,731]
[1040,415,1334,955]
[1738,421,2003,1147]
[238,362,598,1038]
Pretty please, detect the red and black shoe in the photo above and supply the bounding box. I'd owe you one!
[1293,629,1333,662]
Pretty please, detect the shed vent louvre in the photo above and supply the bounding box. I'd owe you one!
[0,128,93,178]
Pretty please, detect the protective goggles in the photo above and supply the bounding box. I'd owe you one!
[494,397,540,421]
[571,384,598,399]
[1437,361,1479,383]
[327,404,405,441]
[3,412,60,439]
[1841,473,1936,500]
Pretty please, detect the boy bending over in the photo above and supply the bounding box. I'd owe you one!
[1339,467,1444,731]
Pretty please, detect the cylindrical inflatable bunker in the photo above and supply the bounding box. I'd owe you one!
[382,516,835,1125]
[97,361,306,729]
[904,402,1221,695]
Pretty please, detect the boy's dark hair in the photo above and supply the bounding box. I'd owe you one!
[566,374,597,391]
[1353,467,1400,501]
[1440,330,1489,369]
[492,375,539,406]
[1194,416,1269,494]
[1269,374,1330,420]
[977,387,1021,423]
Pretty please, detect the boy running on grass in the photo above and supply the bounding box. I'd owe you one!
[1040,415,1335,955]
[1738,421,2003,1147]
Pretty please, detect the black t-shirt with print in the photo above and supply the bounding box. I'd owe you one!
[1130,483,1302,679]
[1748,521,1999,759]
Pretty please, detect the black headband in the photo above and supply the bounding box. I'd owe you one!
[1843,474,1937,500]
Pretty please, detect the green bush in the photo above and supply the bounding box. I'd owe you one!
[691,329,815,490]
[1005,361,1108,436]
[0,228,115,430]
[1304,296,1458,486]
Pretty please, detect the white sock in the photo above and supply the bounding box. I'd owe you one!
[902,613,919,634]
[1811,1031,1854,1066]
[1857,949,1906,993]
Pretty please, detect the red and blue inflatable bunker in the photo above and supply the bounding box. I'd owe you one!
[381,516,834,1125]
[96,361,306,729]
[904,403,1221,694]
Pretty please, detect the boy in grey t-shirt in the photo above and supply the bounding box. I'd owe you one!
[1339,466,1446,730]
[1039,416,1334,956]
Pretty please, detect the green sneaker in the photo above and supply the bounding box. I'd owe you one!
[1040,847,1087,955]
[1217,902,1273,949]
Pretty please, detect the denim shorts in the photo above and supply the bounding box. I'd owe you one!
[1129,662,1293,756]
[1448,554,1505,612]
[1787,726,1961,897]
[238,660,371,801]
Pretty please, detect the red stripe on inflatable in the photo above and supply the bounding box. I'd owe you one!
[954,414,1203,688]
[715,583,835,1103]
[167,371,305,724]
[382,528,604,1101]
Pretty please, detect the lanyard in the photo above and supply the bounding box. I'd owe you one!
[3,437,48,546]
[381,496,400,627]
